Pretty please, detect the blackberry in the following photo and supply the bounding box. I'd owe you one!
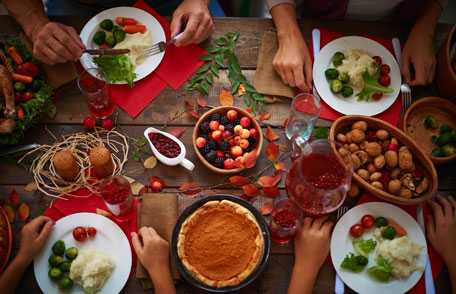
[220,116,229,126]
[201,145,211,155]
[210,113,221,122]
[219,141,229,151]
[214,156,224,168]
[225,123,234,132]
[205,150,217,163]
[199,122,210,134]
[248,137,257,149]
[234,118,241,126]
[207,140,217,150]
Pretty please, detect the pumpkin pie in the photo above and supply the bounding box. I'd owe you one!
[177,200,264,288]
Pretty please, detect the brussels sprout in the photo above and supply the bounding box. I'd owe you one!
[338,72,350,83]
[341,85,354,97]
[435,132,452,146]
[105,33,116,47]
[431,147,444,157]
[59,261,72,273]
[113,29,126,43]
[440,124,453,134]
[375,216,388,227]
[65,247,78,260]
[48,267,63,281]
[330,79,343,93]
[325,68,339,80]
[48,254,64,267]
[424,115,438,129]
[52,240,65,256]
[58,276,74,290]
[100,19,114,31]
[92,31,106,45]
[441,144,456,157]
[332,51,345,67]
[381,226,396,240]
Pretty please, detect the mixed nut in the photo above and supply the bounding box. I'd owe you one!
[336,120,429,198]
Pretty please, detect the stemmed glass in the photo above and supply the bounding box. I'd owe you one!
[286,92,321,146]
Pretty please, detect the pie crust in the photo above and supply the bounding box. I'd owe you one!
[177,200,264,288]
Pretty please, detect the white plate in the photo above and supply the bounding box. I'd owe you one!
[313,36,401,116]
[34,213,132,294]
[80,6,166,84]
[330,202,427,294]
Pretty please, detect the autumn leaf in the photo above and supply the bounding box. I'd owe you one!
[184,99,195,112]
[238,84,246,96]
[263,187,280,198]
[274,162,286,171]
[265,143,279,162]
[265,126,279,142]
[228,176,250,186]
[219,89,234,106]
[143,156,157,169]
[189,111,200,119]
[168,127,186,138]
[8,189,20,207]
[179,182,202,196]
[260,202,273,215]
[197,96,208,108]
[245,107,253,114]
[258,112,271,122]
[18,203,30,221]
[244,151,258,169]
[242,184,260,197]
[257,174,281,188]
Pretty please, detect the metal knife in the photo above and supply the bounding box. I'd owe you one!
[83,48,130,55]
[417,205,436,294]
[312,28,322,103]
[0,143,40,156]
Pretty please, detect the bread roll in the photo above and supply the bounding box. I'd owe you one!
[52,149,80,181]
[89,146,114,178]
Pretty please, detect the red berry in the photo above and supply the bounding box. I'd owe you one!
[223,130,232,139]
[228,138,236,146]
[350,224,364,238]
[83,116,96,129]
[224,158,235,169]
[216,150,224,158]
[361,215,375,229]
[226,110,238,121]
[373,56,382,65]
[211,130,223,141]
[379,74,391,87]
[387,143,399,151]
[372,92,383,101]
[87,227,97,238]
[240,139,249,149]
[380,64,391,75]
[231,146,243,157]
[73,227,88,242]
[249,128,258,139]
[209,120,219,131]
[218,125,225,131]
[101,118,114,130]
[240,129,250,139]
[240,117,251,128]
[196,137,207,148]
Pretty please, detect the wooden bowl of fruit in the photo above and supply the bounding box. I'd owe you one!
[0,206,13,273]
[400,97,456,165]
[193,106,263,174]
[329,115,438,205]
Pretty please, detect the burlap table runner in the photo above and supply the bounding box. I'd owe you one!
[253,31,295,99]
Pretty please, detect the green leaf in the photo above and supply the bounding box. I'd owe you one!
[196,63,211,74]
[215,37,227,46]
[200,55,212,62]
[231,80,240,95]
[215,54,225,67]
[206,74,214,85]
[210,64,220,77]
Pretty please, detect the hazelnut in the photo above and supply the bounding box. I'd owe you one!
[336,133,347,143]
[388,179,401,195]
[352,121,368,131]
[349,143,359,152]
[351,154,361,170]
[338,147,350,157]
[367,163,376,174]
[399,188,413,199]
[350,129,366,144]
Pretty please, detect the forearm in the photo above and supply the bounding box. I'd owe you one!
[411,0,446,38]
[270,3,302,45]
[148,266,176,294]
[3,0,49,41]
[287,264,319,294]
[0,255,30,294]
[446,256,456,294]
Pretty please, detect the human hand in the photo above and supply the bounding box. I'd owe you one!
[427,195,456,265]
[170,0,213,47]
[32,22,84,65]
[273,32,312,91]
[131,227,171,280]
[17,216,54,264]
[401,26,436,86]
[294,217,333,272]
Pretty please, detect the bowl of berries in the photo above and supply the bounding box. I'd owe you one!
[193,106,263,174]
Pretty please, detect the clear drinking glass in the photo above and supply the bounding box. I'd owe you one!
[269,195,303,245]
[77,68,116,119]
[285,92,321,146]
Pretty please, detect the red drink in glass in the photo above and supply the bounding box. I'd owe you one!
[78,68,116,119]
[98,176,133,216]
[286,139,352,216]
[269,197,302,245]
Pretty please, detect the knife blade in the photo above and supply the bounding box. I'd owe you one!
[0,143,40,156]
[417,205,436,294]
[83,48,130,55]
[311,29,321,102]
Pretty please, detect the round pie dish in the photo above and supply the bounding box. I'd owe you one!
[171,195,270,292]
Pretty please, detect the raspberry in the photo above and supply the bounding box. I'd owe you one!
[219,141,229,151]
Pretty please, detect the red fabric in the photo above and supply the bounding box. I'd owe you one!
[44,188,139,273]
[108,0,207,117]
[357,193,444,294]
[309,28,402,125]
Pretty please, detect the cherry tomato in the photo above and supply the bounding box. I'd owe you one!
[22,91,34,102]
[16,62,39,77]
[380,64,391,75]
[361,215,375,229]
[83,116,96,129]
[379,74,391,87]
[373,56,382,65]
[101,118,114,130]
[73,226,87,242]
[372,92,383,100]
[350,224,364,238]
[87,227,97,238]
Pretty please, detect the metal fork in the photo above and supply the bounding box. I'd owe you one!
[392,38,412,117]
[334,205,349,294]
[141,32,184,57]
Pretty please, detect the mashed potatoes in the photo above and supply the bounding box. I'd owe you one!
[114,31,152,67]
[69,249,115,294]
[377,236,422,279]
[337,49,377,90]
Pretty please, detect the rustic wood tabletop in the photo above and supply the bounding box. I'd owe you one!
[0,16,454,293]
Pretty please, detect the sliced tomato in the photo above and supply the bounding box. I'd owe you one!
[379,74,391,87]
[387,218,407,237]
[350,224,364,238]
[361,214,375,229]
[73,226,87,242]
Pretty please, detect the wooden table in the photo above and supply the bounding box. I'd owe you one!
[1,16,454,293]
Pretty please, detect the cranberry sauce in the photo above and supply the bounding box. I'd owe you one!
[148,132,181,158]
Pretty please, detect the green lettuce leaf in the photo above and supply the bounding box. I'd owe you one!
[356,69,393,101]
[368,255,393,282]
[341,253,368,273]
[353,238,377,256]
[93,55,136,87]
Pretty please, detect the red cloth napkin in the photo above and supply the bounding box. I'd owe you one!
[44,188,139,273]
[310,28,402,125]
[357,193,444,294]
[108,0,207,117]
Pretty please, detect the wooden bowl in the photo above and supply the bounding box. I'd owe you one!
[330,115,438,205]
[0,206,12,273]
[400,97,456,165]
[437,24,456,99]
[192,106,264,174]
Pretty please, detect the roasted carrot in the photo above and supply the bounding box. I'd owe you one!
[17,107,25,120]
[124,24,146,34]
[115,17,138,26]
[12,73,33,84]
[7,47,23,65]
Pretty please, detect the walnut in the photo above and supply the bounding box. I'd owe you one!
[399,147,414,171]
[370,172,382,181]
[385,150,398,168]
[371,181,384,190]
[357,169,370,180]
[388,179,401,195]
[351,154,361,170]
[352,121,368,131]
[354,151,369,165]
[374,155,386,169]
[350,129,366,144]
[338,147,350,157]
[359,141,367,150]
[365,142,382,157]
[336,133,347,143]
[376,129,389,140]
[401,173,415,191]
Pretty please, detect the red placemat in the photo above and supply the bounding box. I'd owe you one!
[108,0,207,117]
[44,188,139,273]
[357,193,444,294]
[310,28,402,125]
